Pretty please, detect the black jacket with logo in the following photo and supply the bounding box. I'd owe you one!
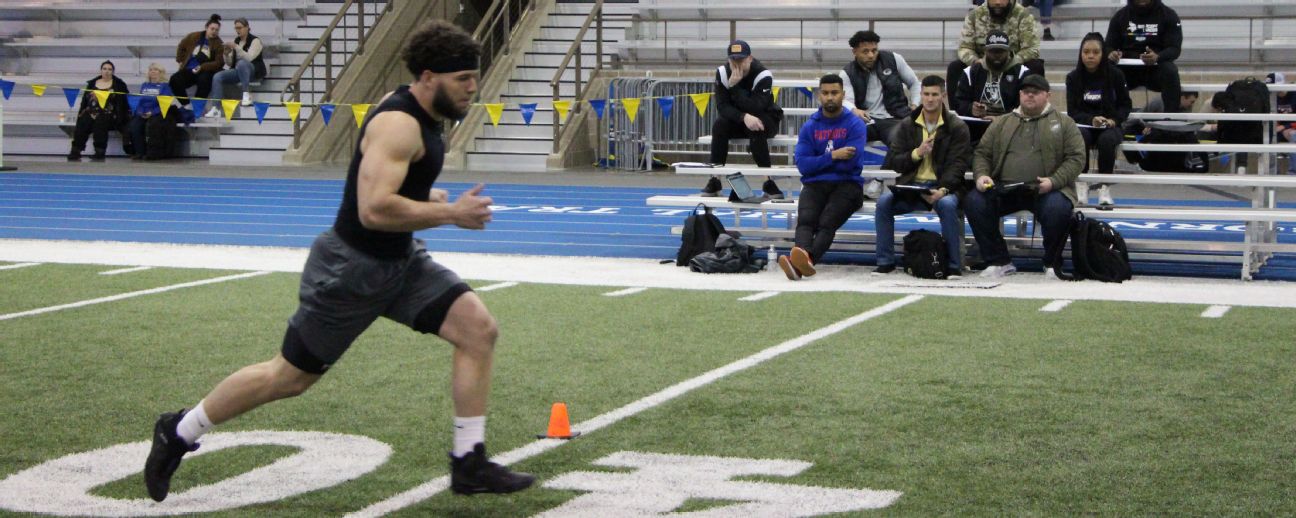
[1105,0,1183,62]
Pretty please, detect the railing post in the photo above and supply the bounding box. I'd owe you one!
[358,0,366,55]
[596,2,603,72]
[504,0,512,56]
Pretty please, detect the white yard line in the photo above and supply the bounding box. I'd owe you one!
[0,262,40,270]
[603,287,648,297]
[1039,300,1073,312]
[0,271,272,321]
[345,294,925,517]
[98,266,153,276]
[739,291,781,302]
[476,281,519,292]
[1201,305,1232,318]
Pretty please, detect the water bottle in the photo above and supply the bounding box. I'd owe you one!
[766,245,777,271]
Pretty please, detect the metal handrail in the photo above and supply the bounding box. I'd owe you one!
[550,0,604,152]
[280,0,393,149]
[446,0,536,140]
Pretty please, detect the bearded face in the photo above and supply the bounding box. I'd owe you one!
[987,0,1012,20]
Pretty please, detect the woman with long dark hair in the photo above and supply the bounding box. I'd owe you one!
[169,14,225,109]
[68,60,130,161]
[1065,32,1131,206]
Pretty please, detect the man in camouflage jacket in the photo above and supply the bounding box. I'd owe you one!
[947,0,1042,88]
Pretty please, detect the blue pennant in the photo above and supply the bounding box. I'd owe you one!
[800,86,814,98]
[62,87,80,108]
[518,103,537,125]
[589,99,606,120]
[320,104,335,125]
[190,98,207,117]
[0,79,14,100]
[657,97,674,119]
[126,94,141,113]
[253,102,270,124]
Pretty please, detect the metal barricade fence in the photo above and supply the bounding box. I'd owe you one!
[603,77,656,171]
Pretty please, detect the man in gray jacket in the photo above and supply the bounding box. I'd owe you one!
[963,74,1085,278]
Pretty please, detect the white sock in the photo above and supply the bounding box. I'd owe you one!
[175,400,214,446]
[452,415,486,457]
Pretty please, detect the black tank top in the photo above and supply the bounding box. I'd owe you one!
[332,85,445,259]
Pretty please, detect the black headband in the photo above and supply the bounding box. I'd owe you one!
[428,55,480,73]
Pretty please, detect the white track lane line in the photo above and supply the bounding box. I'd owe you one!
[98,266,154,276]
[739,291,781,302]
[0,263,40,270]
[476,281,519,292]
[345,294,925,518]
[1039,300,1073,312]
[1201,305,1231,318]
[0,271,272,321]
[603,287,648,297]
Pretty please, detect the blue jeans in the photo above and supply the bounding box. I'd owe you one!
[964,187,1074,267]
[210,60,255,100]
[874,184,963,269]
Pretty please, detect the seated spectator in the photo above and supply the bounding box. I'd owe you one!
[1065,33,1132,206]
[952,30,1031,145]
[1105,0,1183,112]
[210,17,267,113]
[69,60,130,162]
[873,76,971,278]
[700,40,786,200]
[777,74,869,281]
[129,63,178,160]
[1269,73,1296,175]
[1036,0,1069,41]
[170,14,225,109]
[964,75,1085,278]
[949,0,1043,90]
[836,30,921,199]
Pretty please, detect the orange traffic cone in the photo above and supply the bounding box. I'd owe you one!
[537,402,580,439]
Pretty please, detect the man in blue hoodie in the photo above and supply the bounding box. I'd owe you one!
[778,74,870,281]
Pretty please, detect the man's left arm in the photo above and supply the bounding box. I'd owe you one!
[1155,11,1184,63]
[1016,13,1042,62]
[938,120,973,192]
[1046,117,1087,190]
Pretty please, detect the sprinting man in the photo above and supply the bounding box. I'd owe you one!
[143,19,534,502]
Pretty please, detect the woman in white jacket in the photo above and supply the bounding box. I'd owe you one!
[208,17,267,114]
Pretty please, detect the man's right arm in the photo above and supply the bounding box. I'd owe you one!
[714,72,745,124]
[1104,13,1126,59]
[957,13,980,65]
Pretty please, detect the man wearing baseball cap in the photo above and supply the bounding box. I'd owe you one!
[952,30,1031,144]
[700,39,786,199]
[964,73,1086,278]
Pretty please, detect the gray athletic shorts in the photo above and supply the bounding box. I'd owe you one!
[286,229,470,370]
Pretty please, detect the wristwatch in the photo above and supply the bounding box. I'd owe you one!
[938,187,950,195]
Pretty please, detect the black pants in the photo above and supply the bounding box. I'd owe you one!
[709,116,771,166]
[867,117,903,146]
[795,181,865,262]
[964,188,1074,267]
[70,113,116,157]
[169,68,217,106]
[1079,126,1123,174]
[946,58,1046,91]
[128,113,178,159]
[1120,62,1181,113]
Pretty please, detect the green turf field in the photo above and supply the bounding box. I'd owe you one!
[1,263,1294,516]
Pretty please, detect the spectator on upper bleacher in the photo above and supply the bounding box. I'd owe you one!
[952,30,1030,145]
[209,17,267,115]
[776,74,869,281]
[964,74,1085,278]
[1035,0,1068,41]
[1105,0,1184,113]
[1269,73,1296,174]
[1065,32,1132,207]
[68,60,130,162]
[949,0,1043,91]
[700,40,785,200]
[129,63,177,161]
[836,30,921,199]
[873,76,971,279]
[170,14,225,109]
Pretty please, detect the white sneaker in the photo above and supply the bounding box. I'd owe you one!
[979,263,1017,278]
[1097,185,1114,206]
[204,107,221,119]
[240,92,252,107]
[863,180,882,199]
[1043,267,1063,280]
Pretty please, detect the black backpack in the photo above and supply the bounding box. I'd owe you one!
[1135,122,1208,173]
[1218,77,1270,144]
[688,234,767,274]
[902,229,948,279]
[1050,212,1132,282]
[676,204,726,266]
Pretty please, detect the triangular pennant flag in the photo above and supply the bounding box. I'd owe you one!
[484,103,504,126]
[221,99,238,121]
[350,103,371,128]
[157,95,174,118]
[93,90,111,109]
[253,102,270,124]
[588,99,606,120]
[800,86,814,98]
[63,87,80,108]
[126,94,141,113]
[191,98,207,117]
[656,97,674,120]
[31,84,46,97]
[319,103,335,125]
[553,100,572,122]
[284,101,301,124]
[0,80,14,100]
[518,103,537,126]
[689,93,711,117]
[772,86,781,103]
[622,98,641,123]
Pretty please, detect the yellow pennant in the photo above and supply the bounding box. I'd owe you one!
[772,86,781,103]
[221,99,239,121]
[93,90,111,109]
[284,101,301,124]
[689,93,711,117]
[31,84,47,96]
[622,98,641,123]
[553,100,572,122]
[484,103,504,126]
[351,103,372,128]
[157,95,174,118]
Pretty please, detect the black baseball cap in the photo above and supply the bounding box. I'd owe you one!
[1020,74,1050,91]
[985,30,1011,51]
[727,40,751,59]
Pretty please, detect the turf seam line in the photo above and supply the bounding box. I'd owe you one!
[0,271,272,321]
[738,291,781,302]
[0,262,40,270]
[603,287,648,297]
[98,266,153,276]
[344,294,925,517]
[1201,305,1231,318]
[476,281,519,292]
[1039,300,1073,312]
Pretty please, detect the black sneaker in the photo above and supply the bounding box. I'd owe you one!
[872,263,896,275]
[144,410,200,502]
[449,443,535,495]
[1043,27,1055,41]
[700,176,722,197]
[762,178,785,199]
[945,267,963,279]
